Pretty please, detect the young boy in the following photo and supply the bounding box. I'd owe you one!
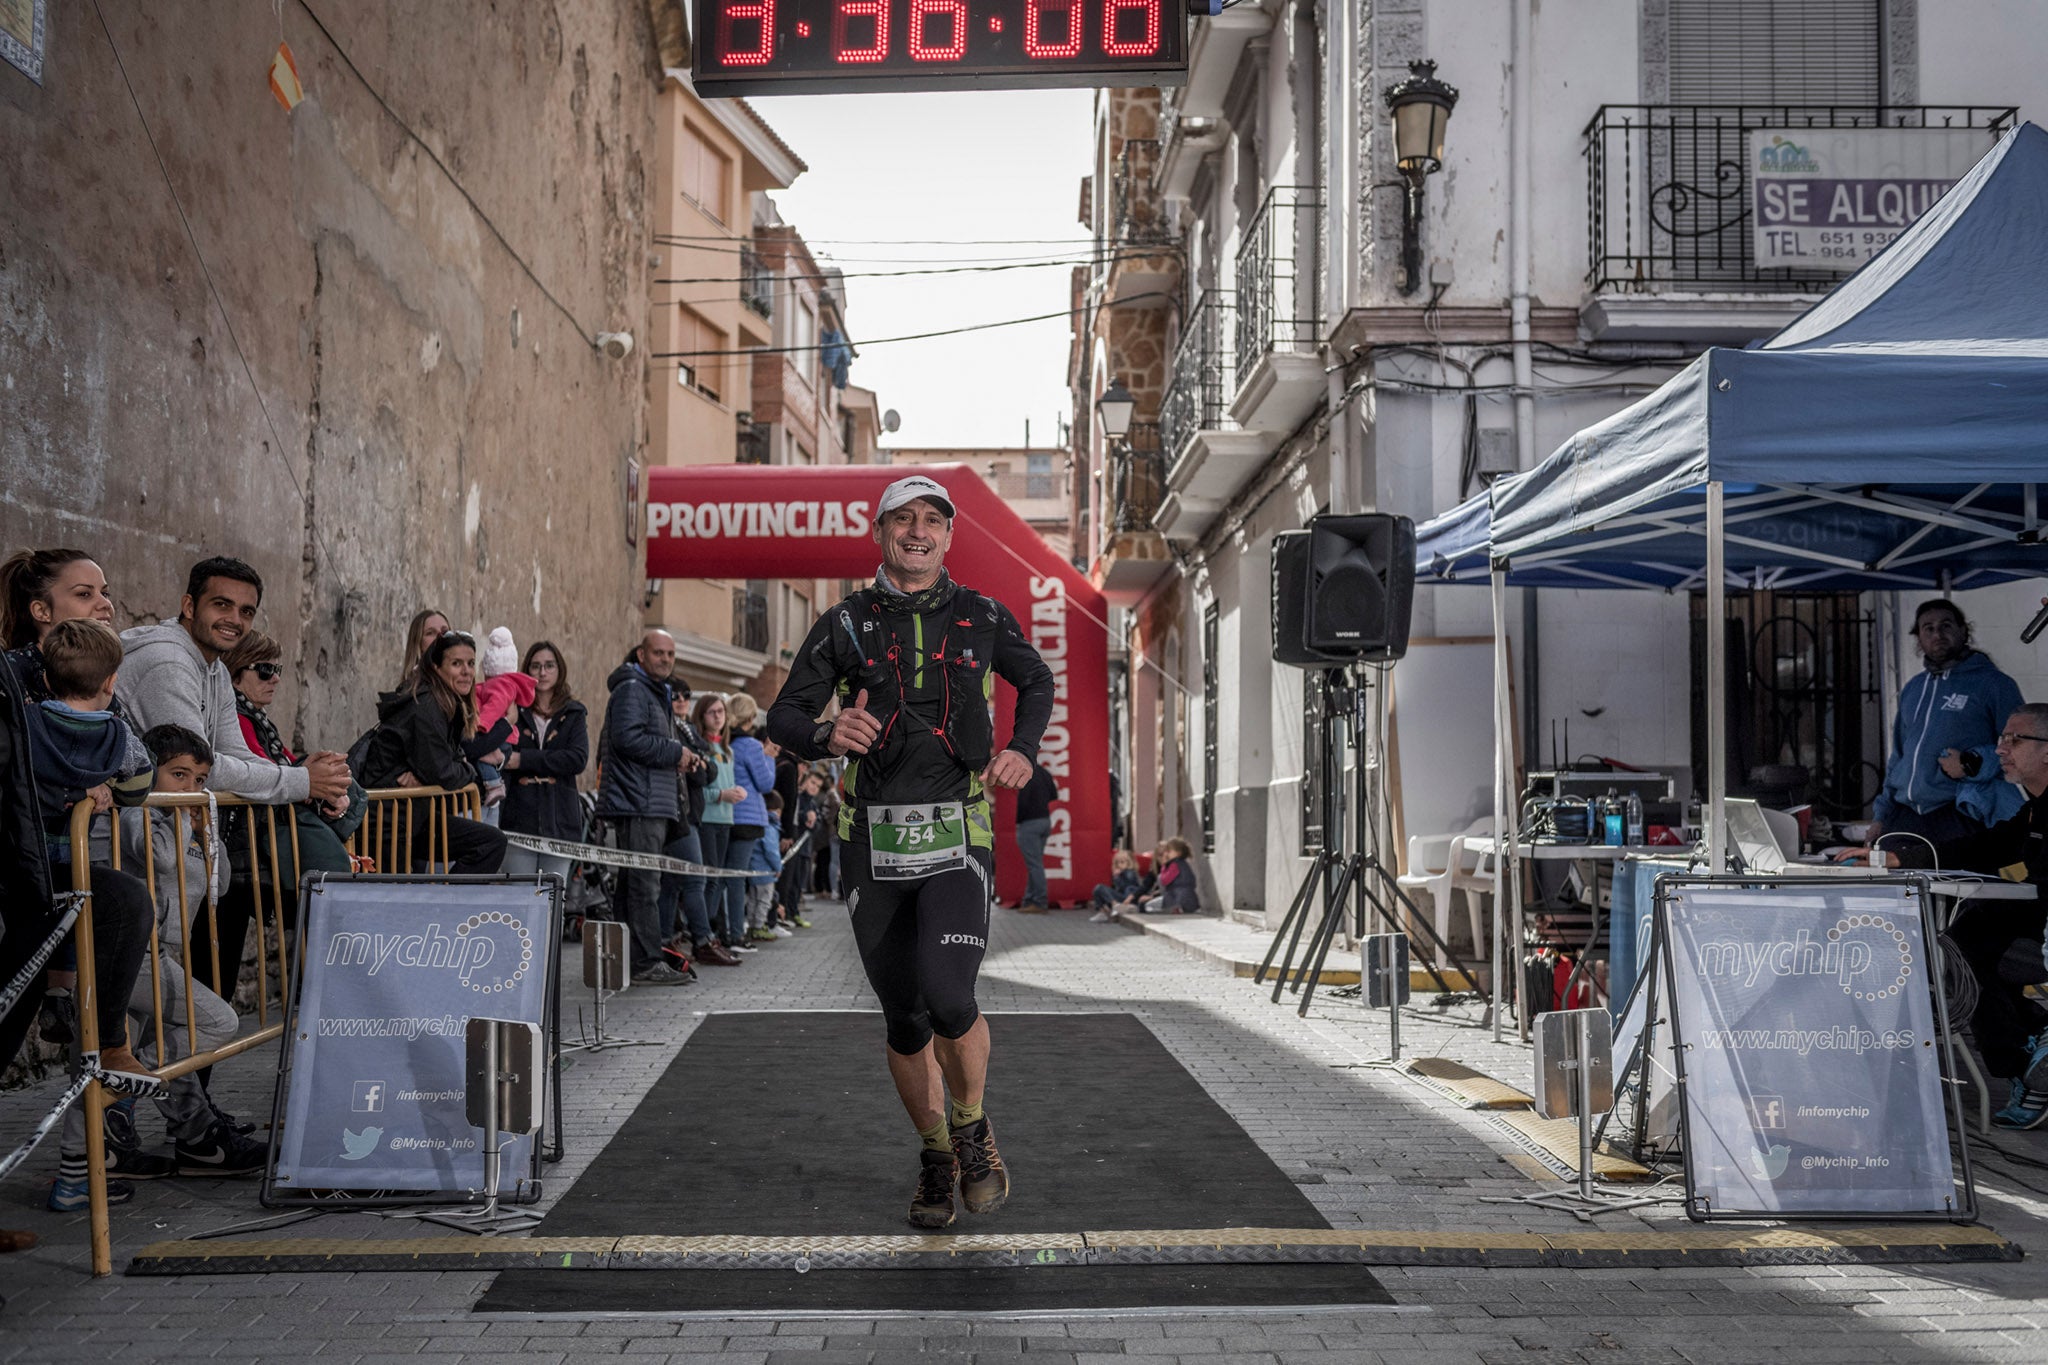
[746,792,786,941]
[111,725,268,1177]
[1113,838,1200,918]
[29,619,165,1210]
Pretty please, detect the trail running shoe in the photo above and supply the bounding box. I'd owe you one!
[791,916,813,929]
[748,926,779,943]
[908,1148,958,1229]
[1994,1084,2048,1131]
[950,1117,1010,1215]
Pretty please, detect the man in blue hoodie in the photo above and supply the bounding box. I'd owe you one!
[1870,600,2024,851]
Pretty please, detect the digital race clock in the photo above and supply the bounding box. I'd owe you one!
[691,0,1188,96]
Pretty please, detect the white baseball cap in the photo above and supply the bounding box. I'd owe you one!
[876,474,955,520]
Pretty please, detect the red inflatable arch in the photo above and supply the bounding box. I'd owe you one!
[644,463,1109,906]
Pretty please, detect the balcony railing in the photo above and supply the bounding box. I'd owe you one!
[1113,138,1174,246]
[732,587,769,654]
[740,243,774,318]
[1107,422,1164,545]
[1585,105,2016,293]
[1235,187,1322,378]
[1161,291,1234,465]
[737,421,770,465]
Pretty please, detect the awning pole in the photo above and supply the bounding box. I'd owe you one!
[1490,565,1509,1043]
[1706,481,1727,872]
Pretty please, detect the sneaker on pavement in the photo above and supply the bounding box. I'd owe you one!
[771,923,795,938]
[1088,909,1111,923]
[729,939,759,954]
[694,939,742,967]
[908,1148,958,1229]
[632,961,691,986]
[175,1119,271,1177]
[791,916,813,929]
[1993,1083,2048,1130]
[48,1176,133,1213]
[108,1144,178,1180]
[2024,1032,2048,1094]
[949,1116,1010,1215]
[748,926,779,943]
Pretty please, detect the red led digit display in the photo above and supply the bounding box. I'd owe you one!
[693,0,1186,96]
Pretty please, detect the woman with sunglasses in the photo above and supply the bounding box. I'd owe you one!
[223,632,362,910]
[359,630,507,874]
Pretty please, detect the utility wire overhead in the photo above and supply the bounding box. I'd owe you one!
[650,293,1168,360]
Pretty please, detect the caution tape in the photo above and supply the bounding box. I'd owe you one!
[504,830,811,879]
[0,892,85,1021]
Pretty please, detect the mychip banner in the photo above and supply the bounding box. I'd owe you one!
[267,877,558,1201]
[1659,879,1969,1220]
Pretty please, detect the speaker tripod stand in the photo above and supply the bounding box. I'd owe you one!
[1256,664,1485,1017]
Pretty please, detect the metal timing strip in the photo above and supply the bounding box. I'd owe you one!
[126,1224,2020,1276]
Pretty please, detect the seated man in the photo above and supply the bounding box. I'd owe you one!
[1879,702,2048,1129]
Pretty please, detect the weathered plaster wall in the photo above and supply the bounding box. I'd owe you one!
[0,0,657,750]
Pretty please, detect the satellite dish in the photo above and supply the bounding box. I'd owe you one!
[882,409,902,434]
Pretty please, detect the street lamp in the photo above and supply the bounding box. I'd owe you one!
[1096,376,1136,439]
[1385,59,1459,297]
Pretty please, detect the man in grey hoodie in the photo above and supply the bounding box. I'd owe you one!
[116,557,351,807]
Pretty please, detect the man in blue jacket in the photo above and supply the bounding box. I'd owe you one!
[596,629,693,985]
[1871,600,2024,851]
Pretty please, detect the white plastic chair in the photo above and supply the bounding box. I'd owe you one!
[1396,817,1495,954]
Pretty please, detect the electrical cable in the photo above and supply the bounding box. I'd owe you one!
[654,250,1166,287]
[650,293,1171,360]
[293,0,595,346]
[89,0,341,583]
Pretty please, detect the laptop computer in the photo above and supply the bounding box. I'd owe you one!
[1724,797,1874,877]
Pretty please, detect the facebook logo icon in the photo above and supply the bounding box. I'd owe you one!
[352,1081,386,1113]
[1750,1094,1786,1131]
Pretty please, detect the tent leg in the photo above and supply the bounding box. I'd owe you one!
[1706,481,1727,872]
[1491,566,1509,1043]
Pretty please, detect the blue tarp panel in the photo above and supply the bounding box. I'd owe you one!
[1425,122,2048,591]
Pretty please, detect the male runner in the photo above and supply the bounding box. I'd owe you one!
[767,474,1054,1228]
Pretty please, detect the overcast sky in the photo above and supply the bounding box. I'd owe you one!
[749,88,1095,451]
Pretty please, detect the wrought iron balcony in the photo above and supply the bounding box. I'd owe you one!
[1235,187,1321,377]
[1108,422,1164,538]
[731,587,770,655]
[1113,138,1174,247]
[740,243,774,318]
[1161,291,1234,467]
[1584,105,2015,293]
[736,421,770,465]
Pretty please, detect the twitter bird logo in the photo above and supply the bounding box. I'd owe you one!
[341,1126,384,1161]
[1748,1142,1791,1181]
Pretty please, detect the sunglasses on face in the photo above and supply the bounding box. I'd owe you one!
[247,662,282,681]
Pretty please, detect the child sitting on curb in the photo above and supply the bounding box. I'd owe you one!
[1111,838,1200,918]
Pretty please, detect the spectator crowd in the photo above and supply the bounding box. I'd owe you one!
[0,547,841,1249]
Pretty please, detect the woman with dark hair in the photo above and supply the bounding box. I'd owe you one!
[360,630,506,873]
[500,640,589,888]
[394,608,450,692]
[223,631,361,918]
[1,548,118,698]
[691,693,752,953]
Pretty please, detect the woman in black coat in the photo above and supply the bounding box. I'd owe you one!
[360,631,506,874]
[500,640,588,887]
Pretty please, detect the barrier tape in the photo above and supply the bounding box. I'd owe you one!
[0,892,87,1021]
[0,1069,93,1186]
[504,829,812,879]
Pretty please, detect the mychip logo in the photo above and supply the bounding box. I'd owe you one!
[324,914,536,995]
[1697,920,1914,1000]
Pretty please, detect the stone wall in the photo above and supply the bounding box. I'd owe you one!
[0,0,661,753]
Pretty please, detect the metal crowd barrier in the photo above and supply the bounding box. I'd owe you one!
[66,784,479,1276]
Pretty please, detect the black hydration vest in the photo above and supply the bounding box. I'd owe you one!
[838,583,999,776]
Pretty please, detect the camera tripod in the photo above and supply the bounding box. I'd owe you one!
[1256,663,1485,1016]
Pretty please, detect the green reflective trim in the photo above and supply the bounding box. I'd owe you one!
[914,611,926,691]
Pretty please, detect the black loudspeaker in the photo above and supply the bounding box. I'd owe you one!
[1306,513,1416,662]
[1270,532,1358,665]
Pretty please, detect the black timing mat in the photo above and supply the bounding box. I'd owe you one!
[478,1011,1388,1312]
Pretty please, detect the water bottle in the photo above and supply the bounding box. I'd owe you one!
[1601,789,1625,846]
[1625,790,1645,846]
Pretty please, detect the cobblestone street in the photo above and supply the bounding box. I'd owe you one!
[3,901,2043,1363]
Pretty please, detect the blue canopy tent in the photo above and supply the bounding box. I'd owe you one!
[1412,121,2048,1032]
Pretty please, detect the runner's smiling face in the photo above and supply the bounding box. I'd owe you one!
[876,499,952,592]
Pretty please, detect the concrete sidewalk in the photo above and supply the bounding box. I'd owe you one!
[1,898,2044,1363]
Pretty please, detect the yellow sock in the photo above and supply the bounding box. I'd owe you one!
[948,1096,984,1129]
[918,1118,952,1154]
